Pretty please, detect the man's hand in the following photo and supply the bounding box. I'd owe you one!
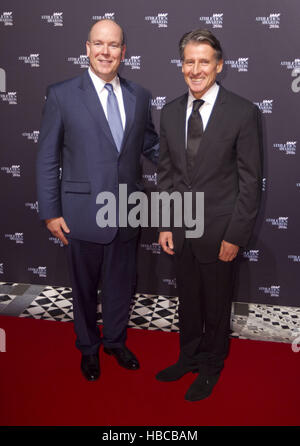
[45,217,70,245]
[159,231,175,255]
[218,240,239,262]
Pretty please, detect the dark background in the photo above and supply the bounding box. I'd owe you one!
[0,0,299,306]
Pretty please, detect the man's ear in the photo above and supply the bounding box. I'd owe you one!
[217,59,224,74]
[86,41,90,57]
[121,44,127,61]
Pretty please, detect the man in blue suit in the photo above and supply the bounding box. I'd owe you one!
[36,19,159,381]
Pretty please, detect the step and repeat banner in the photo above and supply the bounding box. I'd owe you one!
[0,0,299,306]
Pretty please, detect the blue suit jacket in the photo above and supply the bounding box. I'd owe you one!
[36,70,159,243]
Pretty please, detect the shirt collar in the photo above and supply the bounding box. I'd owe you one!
[88,68,120,93]
[187,82,219,107]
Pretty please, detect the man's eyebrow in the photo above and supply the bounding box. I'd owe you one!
[92,39,121,44]
[184,58,210,62]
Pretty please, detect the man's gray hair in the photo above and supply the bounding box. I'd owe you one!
[179,29,223,61]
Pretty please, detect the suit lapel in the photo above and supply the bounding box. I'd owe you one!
[78,72,136,155]
[78,70,118,152]
[119,77,136,156]
[190,85,227,181]
[202,85,227,137]
[176,93,190,182]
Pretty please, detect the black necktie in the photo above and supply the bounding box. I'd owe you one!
[186,99,204,179]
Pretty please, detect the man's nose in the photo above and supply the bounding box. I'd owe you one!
[191,61,201,75]
[100,43,110,55]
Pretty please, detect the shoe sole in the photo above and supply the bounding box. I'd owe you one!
[184,391,211,402]
[104,349,140,370]
[81,370,100,381]
[156,369,198,382]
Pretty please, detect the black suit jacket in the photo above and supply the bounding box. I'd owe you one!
[157,85,263,262]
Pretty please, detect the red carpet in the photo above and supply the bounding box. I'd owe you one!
[0,315,299,426]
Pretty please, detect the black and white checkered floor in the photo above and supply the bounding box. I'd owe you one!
[1,282,300,344]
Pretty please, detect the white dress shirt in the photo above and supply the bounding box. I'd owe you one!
[88,68,126,129]
[185,82,220,147]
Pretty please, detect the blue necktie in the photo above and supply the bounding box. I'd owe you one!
[104,83,124,152]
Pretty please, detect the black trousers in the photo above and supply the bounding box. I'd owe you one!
[174,239,236,376]
[67,232,137,355]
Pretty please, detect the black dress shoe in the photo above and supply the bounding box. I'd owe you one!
[156,362,198,382]
[104,346,140,370]
[185,373,220,401]
[81,354,100,381]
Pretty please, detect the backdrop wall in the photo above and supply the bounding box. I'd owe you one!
[1,0,299,306]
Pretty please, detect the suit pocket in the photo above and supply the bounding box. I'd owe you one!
[63,181,91,194]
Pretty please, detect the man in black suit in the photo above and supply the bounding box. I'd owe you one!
[36,20,158,381]
[156,29,262,401]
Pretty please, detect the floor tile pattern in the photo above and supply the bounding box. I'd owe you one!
[1,283,299,344]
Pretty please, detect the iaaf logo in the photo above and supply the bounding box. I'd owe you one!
[256,13,281,29]
[0,91,17,105]
[22,130,40,143]
[265,217,288,230]
[18,54,40,68]
[281,59,300,70]
[49,236,64,247]
[41,12,63,26]
[151,96,166,110]
[259,285,280,298]
[170,59,182,68]
[243,250,259,262]
[143,173,157,185]
[225,58,249,72]
[5,233,24,244]
[288,255,300,263]
[67,55,89,69]
[25,201,39,213]
[0,11,13,26]
[122,56,141,70]
[1,165,21,177]
[145,13,168,28]
[199,13,223,28]
[162,278,177,288]
[28,266,47,278]
[92,13,115,21]
[273,141,297,155]
[254,100,273,114]
[140,242,161,255]
[0,263,3,274]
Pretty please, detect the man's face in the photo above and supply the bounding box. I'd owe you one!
[182,42,223,98]
[86,20,126,82]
